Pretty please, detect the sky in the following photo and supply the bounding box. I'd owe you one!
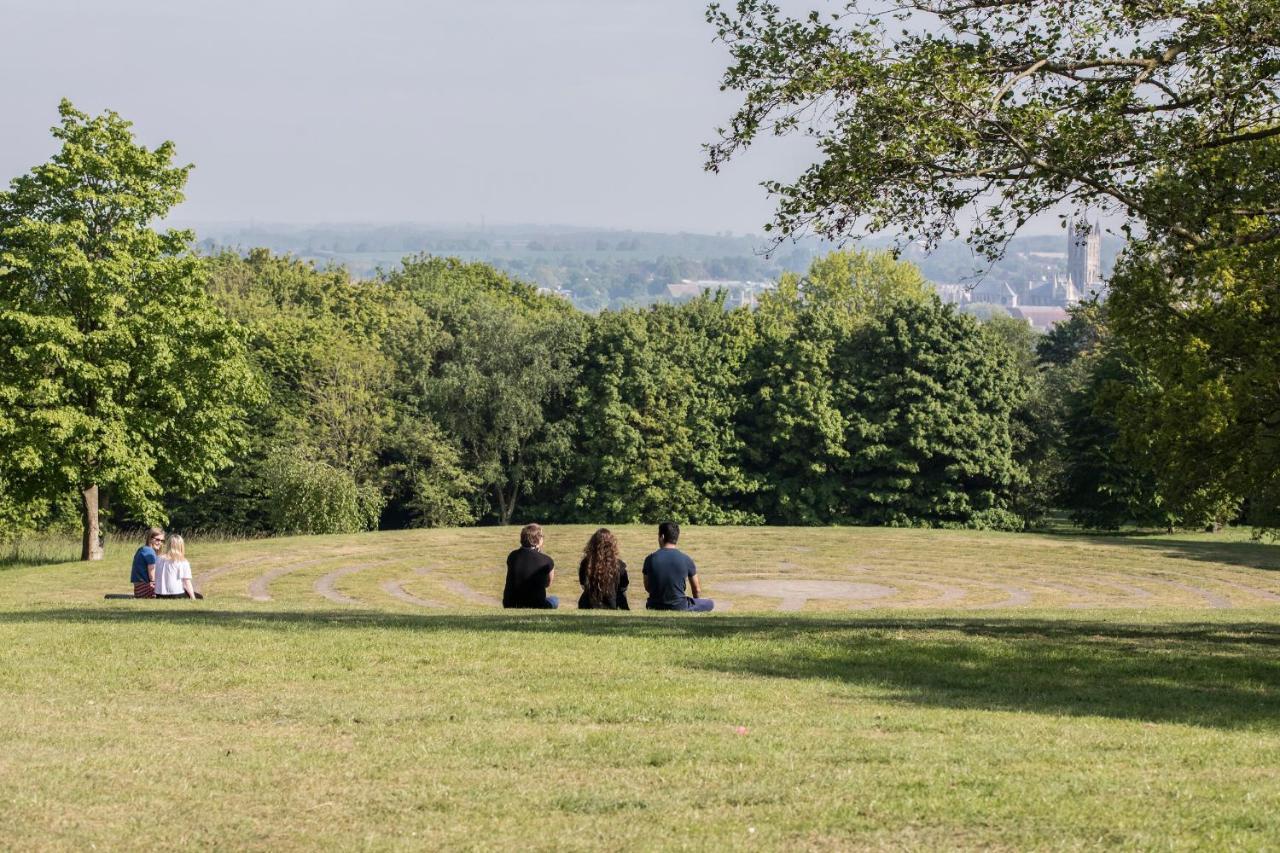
[0,0,825,235]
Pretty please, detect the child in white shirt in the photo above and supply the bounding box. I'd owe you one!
[155,534,203,599]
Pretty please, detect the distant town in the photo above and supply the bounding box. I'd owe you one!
[195,221,1120,327]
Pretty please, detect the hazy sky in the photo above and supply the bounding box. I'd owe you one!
[0,0,824,234]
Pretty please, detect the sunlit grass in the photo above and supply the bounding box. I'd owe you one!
[1,526,1278,850]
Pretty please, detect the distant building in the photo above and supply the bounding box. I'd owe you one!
[1018,274,1081,307]
[969,279,1020,307]
[666,282,705,299]
[1009,306,1069,331]
[928,219,1104,328]
[665,278,774,307]
[932,283,970,305]
[1067,218,1102,293]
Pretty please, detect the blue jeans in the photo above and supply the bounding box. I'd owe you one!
[647,597,714,612]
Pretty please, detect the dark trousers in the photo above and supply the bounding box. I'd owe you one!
[504,595,558,609]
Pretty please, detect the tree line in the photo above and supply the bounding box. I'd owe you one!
[2,99,1272,559]
[705,0,1280,537]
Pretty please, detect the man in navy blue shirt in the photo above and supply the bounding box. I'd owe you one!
[642,522,713,612]
[131,527,164,598]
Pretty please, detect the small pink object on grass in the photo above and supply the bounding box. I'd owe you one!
[735,725,749,735]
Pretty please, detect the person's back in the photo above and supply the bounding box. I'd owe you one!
[642,522,713,612]
[154,534,203,599]
[502,523,559,609]
[577,527,629,610]
[154,554,189,596]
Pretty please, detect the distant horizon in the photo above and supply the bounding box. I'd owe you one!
[177,218,1079,242]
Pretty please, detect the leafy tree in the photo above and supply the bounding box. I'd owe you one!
[172,251,390,534]
[568,296,761,524]
[706,0,1280,257]
[840,299,1026,529]
[742,285,849,522]
[1107,240,1273,529]
[742,249,930,522]
[0,102,258,558]
[790,249,930,317]
[378,415,476,529]
[429,299,582,524]
[1058,340,1177,530]
[385,256,585,525]
[377,282,477,529]
[260,446,382,535]
[1037,302,1105,367]
[981,314,1059,524]
[175,250,478,535]
[706,0,1280,531]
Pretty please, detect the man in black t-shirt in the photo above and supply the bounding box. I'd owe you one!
[502,523,559,609]
[642,522,714,612]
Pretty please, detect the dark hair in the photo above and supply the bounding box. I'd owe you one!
[520,523,544,548]
[658,521,680,545]
[580,528,621,607]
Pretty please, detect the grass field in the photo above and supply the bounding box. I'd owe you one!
[2,525,1279,850]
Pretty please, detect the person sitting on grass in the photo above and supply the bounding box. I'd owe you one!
[643,521,713,612]
[154,534,203,600]
[131,527,164,598]
[502,523,558,609]
[578,527,629,610]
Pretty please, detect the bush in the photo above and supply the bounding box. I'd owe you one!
[261,448,383,535]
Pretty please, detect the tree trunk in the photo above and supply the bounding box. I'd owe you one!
[81,484,104,561]
[496,486,514,526]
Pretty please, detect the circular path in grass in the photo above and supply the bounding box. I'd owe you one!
[186,526,1280,614]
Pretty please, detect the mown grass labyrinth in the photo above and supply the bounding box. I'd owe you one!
[3,527,1280,850]
[166,525,1280,612]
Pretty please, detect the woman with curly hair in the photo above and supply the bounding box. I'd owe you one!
[577,528,629,610]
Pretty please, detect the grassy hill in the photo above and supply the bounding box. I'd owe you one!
[2,526,1278,849]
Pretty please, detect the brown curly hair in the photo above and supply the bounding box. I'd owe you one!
[580,528,621,607]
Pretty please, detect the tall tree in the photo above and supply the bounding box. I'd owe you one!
[0,101,257,558]
[840,299,1026,529]
[741,249,930,522]
[706,0,1280,257]
[385,256,585,525]
[706,0,1280,531]
[568,296,761,524]
[1058,338,1178,530]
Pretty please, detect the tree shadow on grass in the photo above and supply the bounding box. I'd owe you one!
[692,619,1280,732]
[4,608,1280,730]
[1050,531,1280,572]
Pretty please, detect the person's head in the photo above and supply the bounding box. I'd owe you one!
[658,521,680,547]
[144,527,165,550]
[520,523,544,549]
[582,528,620,606]
[165,534,186,562]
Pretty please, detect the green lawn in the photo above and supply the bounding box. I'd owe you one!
[2,526,1278,850]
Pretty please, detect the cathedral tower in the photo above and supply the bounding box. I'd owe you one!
[1067,217,1101,293]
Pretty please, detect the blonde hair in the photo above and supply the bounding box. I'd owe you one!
[165,534,186,562]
